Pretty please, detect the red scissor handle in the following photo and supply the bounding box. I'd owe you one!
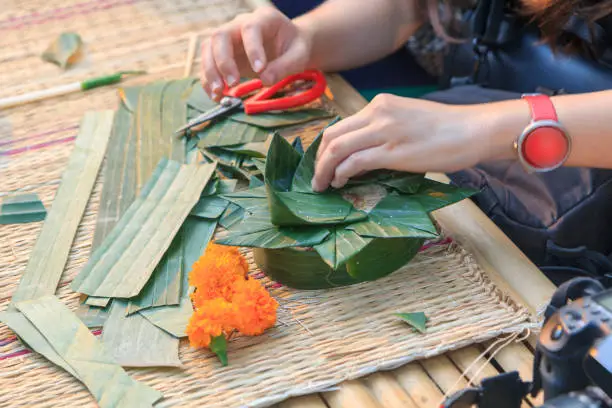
[223,70,327,115]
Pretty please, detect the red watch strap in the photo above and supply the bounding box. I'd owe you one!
[522,94,558,122]
[519,94,569,170]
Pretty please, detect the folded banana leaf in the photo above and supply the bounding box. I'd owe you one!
[228,108,333,128]
[218,117,478,289]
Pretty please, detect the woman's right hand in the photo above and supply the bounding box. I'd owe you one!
[200,6,313,101]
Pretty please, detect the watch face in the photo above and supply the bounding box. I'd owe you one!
[517,120,571,172]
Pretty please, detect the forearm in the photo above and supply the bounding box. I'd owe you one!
[470,90,612,169]
[294,0,424,72]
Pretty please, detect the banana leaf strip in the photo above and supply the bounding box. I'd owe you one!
[188,84,216,112]
[126,233,183,315]
[203,147,244,167]
[268,189,354,226]
[411,179,478,212]
[0,193,46,224]
[228,108,333,128]
[210,335,229,366]
[85,296,110,307]
[217,226,330,249]
[140,217,217,337]
[219,203,245,229]
[102,300,182,367]
[223,185,268,199]
[396,312,427,333]
[10,111,113,308]
[346,193,438,239]
[71,159,215,298]
[41,32,83,69]
[190,196,229,219]
[265,133,301,191]
[197,120,270,147]
[9,296,163,406]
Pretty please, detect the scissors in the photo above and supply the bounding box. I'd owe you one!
[175,69,327,135]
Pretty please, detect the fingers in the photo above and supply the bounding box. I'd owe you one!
[261,41,306,85]
[212,29,240,87]
[312,125,384,192]
[241,19,266,74]
[317,111,371,161]
[331,145,392,189]
[201,38,224,101]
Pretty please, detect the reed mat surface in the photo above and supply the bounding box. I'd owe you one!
[1,1,536,407]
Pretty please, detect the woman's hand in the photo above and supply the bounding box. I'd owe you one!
[200,7,313,101]
[312,94,500,192]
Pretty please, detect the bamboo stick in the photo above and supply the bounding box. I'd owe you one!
[393,363,444,408]
[278,394,328,408]
[364,372,419,408]
[322,380,382,408]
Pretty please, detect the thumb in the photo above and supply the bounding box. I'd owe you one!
[259,41,308,85]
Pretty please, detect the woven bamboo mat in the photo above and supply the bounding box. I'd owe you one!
[1,1,536,407]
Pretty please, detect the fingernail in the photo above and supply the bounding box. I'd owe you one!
[226,75,237,86]
[212,80,222,93]
[253,60,264,72]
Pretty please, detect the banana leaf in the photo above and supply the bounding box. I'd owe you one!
[41,32,83,69]
[314,228,373,269]
[223,185,267,199]
[190,196,229,219]
[197,120,270,147]
[253,237,423,289]
[292,137,304,156]
[265,133,301,191]
[217,225,329,249]
[249,175,264,188]
[396,312,427,333]
[268,190,355,226]
[219,203,245,229]
[188,84,216,112]
[0,193,46,224]
[217,141,268,158]
[412,179,478,212]
[9,296,163,406]
[346,193,438,239]
[10,112,113,307]
[228,108,333,128]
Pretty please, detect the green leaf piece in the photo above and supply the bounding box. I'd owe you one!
[190,196,230,219]
[219,203,245,229]
[140,217,217,338]
[265,133,301,192]
[7,296,163,406]
[126,233,183,315]
[217,141,268,158]
[187,84,216,112]
[396,312,427,334]
[411,179,479,212]
[218,226,329,249]
[292,137,304,156]
[228,108,333,128]
[71,160,216,299]
[347,194,438,239]
[101,300,182,367]
[0,193,46,224]
[249,175,264,188]
[10,111,113,308]
[41,32,83,69]
[269,190,353,226]
[210,335,229,366]
[197,120,270,147]
[291,117,341,193]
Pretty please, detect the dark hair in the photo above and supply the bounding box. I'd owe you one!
[427,0,612,55]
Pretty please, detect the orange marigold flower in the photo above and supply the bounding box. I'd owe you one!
[231,279,278,336]
[186,298,237,349]
[189,243,249,305]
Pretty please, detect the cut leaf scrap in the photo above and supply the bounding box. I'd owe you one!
[71,159,216,299]
[396,312,427,334]
[41,32,83,69]
[0,193,46,224]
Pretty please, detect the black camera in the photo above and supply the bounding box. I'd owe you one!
[442,277,612,408]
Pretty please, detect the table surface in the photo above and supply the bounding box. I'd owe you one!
[243,0,558,403]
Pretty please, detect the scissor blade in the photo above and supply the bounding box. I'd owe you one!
[175,98,241,135]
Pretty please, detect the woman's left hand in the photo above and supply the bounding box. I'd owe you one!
[312,93,490,192]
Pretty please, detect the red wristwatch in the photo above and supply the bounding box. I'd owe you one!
[516,94,571,173]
